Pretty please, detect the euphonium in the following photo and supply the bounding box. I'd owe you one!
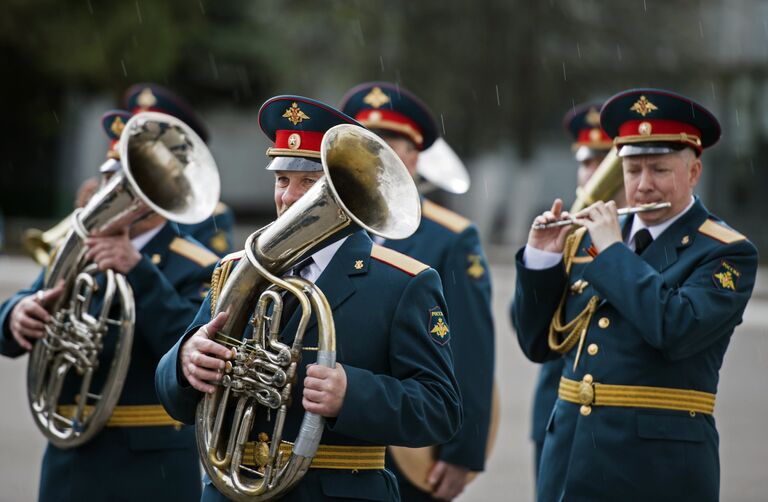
[23,215,73,266]
[570,146,623,213]
[196,124,420,501]
[27,111,220,448]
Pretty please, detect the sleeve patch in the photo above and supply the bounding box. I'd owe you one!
[712,260,741,291]
[466,254,486,279]
[428,306,451,345]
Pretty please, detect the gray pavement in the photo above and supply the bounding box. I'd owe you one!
[0,256,766,501]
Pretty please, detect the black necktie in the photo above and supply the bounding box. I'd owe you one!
[634,228,653,255]
[278,258,314,332]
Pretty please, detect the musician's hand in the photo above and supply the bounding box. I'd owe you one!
[527,199,572,253]
[180,312,233,393]
[303,363,347,417]
[8,281,65,351]
[428,461,470,500]
[572,200,622,252]
[84,229,141,274]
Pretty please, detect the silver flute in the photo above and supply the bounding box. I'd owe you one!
[532,202,672,230]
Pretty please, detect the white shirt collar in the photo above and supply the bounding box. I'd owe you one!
[131,223,165,252]
[299,236,349,283]
[627,196,695,248]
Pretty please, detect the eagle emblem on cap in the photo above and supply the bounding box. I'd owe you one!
[585,107,601,126]
[137,87,157,109]
[363,86,391,108]
[282,102,310,125]
[110,116,126,137]
[630,95,658,117]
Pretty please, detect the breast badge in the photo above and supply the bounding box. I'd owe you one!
[428,307,450,345]
[713,261,740,291]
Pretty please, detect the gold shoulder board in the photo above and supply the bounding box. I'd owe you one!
[422,200,471,234]
[371,245,429,276]
[213,202,228,216]
[698,219,746,244]
[169,237,219,267]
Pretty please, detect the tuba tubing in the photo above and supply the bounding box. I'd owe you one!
[27,111,220,449]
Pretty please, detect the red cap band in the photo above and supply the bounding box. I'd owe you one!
[354,108,424,147]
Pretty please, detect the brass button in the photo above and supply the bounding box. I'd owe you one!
[587,343,599,356]
[580,405,592,416]
[598,317,610,329]
[582,374,593,384]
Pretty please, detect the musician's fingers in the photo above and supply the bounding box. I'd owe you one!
[18,316,46,332]
[11,331,33,351]
[26,301,52,322]
[303,388,324,403]
[186,374,217,394]
[191,351,226,371]
[187,364,222,383]
[196,338,233,360]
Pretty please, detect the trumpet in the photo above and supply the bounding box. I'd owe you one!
[532,202,671,230]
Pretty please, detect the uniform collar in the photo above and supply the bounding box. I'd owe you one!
[309,236,348,276]
[131,223,166,251]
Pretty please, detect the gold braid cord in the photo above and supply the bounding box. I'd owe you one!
[209,260,234,316]
[547,228,599,354]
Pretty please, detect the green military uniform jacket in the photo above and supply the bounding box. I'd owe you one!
[155,230,463,502]
[511,199,757,502]
[381,199,494,484]
[0,224,218,502]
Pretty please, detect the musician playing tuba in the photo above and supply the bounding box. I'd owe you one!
[0,109,220,502]
[155,96,462,502]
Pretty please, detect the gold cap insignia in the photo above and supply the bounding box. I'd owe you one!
[467,254,485,279]
[287,133,301,150]
[363,86,391,108]
[137,87,157,109]
[630,95,658,117]
[638,121,653,136]
[283,102,310,125]
[428,307,450,345]
[588,128,602,142]
[585,107,601,126]
[354,259,364,270]
[111,116,125,137]
[368,110,382,123]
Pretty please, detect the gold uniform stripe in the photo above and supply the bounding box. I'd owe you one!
[241,442,385,470]
[421,199,471,233]
[558,377,716,414]
[57,404,183,427]
[698,219,746,244]
[169,237,219,267]
[371,244,429,276]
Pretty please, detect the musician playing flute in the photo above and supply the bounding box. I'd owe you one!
[511,88,757,501]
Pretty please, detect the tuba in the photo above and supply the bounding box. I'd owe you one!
[27,111,220,448]
[570,146,622,213]
[23,216,73,266]
[196,124,420,501]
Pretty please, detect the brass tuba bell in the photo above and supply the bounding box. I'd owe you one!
[195,124,421,501]
[27,111,220,448]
